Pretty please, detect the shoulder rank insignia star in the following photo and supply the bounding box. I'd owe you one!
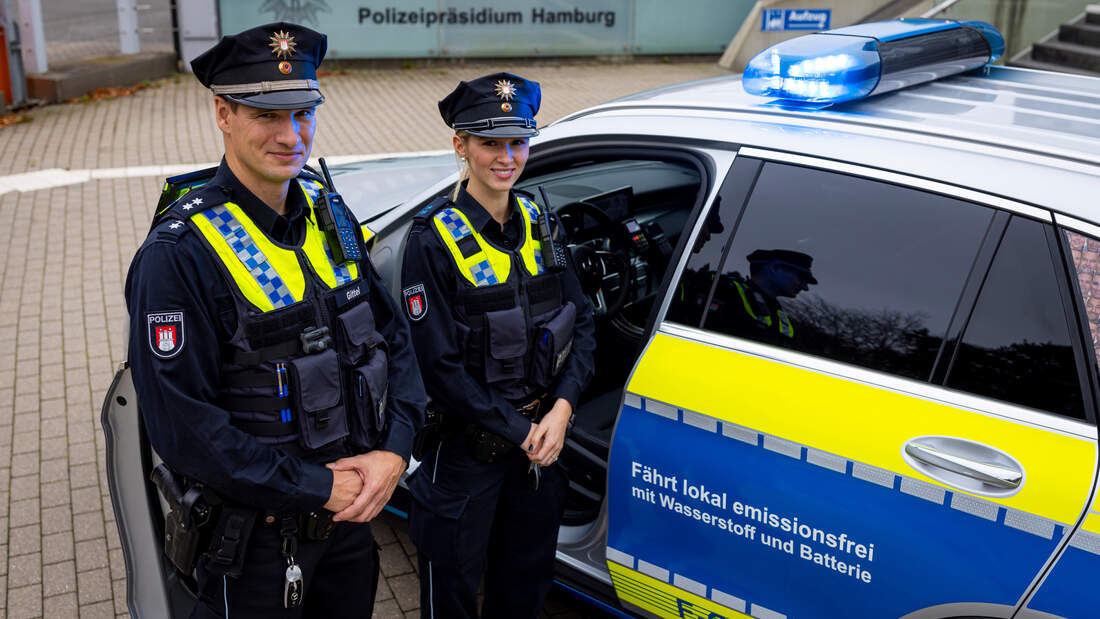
[269,30,297,59]
[494,80,517,101]
[169,222,182,230]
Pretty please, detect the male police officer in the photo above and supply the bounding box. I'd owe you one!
[125,23,425,617]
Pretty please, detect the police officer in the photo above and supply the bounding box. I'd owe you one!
[719,249,817,341]
[124,22,426,618]
[401,73,596,618]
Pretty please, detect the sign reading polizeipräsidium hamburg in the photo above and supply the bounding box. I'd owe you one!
[218,1,754,58]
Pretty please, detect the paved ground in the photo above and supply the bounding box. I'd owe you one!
[0,59,731,618]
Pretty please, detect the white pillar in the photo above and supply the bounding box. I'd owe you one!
[118,0,139,54]
[178,0,219,72]
[16,0,44,73]
[1,0,27,104]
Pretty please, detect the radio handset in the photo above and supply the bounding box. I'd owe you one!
[315,158,363,265]
[536,185,567,272]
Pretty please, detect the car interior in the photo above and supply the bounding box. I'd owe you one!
[513,147,711,525]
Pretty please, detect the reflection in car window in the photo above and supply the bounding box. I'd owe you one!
[946,217,1083,418]
[702,162,993,381]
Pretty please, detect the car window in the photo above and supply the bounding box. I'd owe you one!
[683,161,995,382]
[944,217,1084,418]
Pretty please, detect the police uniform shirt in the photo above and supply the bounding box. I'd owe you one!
[402,184,596,445]
[125,160,425,513]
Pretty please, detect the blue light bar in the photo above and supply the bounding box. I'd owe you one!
[743,19,1005,104]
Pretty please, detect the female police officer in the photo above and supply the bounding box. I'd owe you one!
[401,73,595,618]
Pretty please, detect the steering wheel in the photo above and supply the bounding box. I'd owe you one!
[556,201,632,318]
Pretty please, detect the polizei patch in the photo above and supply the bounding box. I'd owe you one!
[403,283,427,321]
[147,311,185,359]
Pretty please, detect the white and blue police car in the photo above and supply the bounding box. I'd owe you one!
[105,19,1100,619]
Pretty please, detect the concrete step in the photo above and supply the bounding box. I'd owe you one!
[1031,39,1100,73]
[1088,4,1100,26]
[1060,22,1100,48]
[1008,56,1100,77]
[25,52,177,103]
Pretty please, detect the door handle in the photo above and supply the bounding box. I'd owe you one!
[903,438,1024,493]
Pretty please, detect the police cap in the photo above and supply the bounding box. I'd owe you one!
[191,22,326,110]
[438,72,540,138]
[747,249,818,284]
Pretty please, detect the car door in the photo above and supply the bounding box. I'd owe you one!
[603,151,1098,618]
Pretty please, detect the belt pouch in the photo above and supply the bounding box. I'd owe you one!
[531,301,576,388]
[289,349,349,449]
[484,306,527,384]
[301,510,336,541]
[349,347,389,450]
[336,300,380,365]
[205,507,257,578]
[464,425,514,463]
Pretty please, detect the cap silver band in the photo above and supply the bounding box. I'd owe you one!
[453,116,537,131]
[210,79,320,95]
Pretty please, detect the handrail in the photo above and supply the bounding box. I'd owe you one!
[922,0,966,18]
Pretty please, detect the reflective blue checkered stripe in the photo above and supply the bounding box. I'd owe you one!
[202,205,297,308]
[325,243,354,285]
[437,207,499,286]
[516,196,546,275]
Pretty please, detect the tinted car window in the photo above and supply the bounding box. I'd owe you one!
[944,217,1084,418]
[701,162,994,381]
[1065,229,1100,371]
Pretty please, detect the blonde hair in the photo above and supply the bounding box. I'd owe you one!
[452,131,470,201]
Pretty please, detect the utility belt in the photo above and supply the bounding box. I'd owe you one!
[150,463,339,583]
[427,393,550,464]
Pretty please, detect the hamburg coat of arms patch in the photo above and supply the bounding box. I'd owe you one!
[147,311,185,359]
[403,283,427,321]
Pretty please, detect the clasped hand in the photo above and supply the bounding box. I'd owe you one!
[322,450,406,523]
[520,398,572,467]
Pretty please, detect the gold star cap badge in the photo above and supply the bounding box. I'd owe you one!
[268,30,297,59]
[494,80,517,101]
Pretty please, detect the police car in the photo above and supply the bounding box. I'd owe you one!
[104,19,1100,619]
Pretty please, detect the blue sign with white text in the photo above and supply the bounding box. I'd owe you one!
[761,8,830,31]
[605,398,1060,617]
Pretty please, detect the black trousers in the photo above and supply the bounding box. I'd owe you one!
[408,435,569,619]
[190,518,378,619]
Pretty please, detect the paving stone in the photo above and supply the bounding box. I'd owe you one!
[112,579,126,616]
[73,512,105,542]
[387,572,421,612]
[42,479,70,508]
[44,531,77,564]
[9,497,40,527]
[77,567,112,605]
[11,452,40,477]
[108,549,125,581]
[44,560,77,596]
[71,486,102,514]
[78,599,116,619]
[8,551,42,588]
[44,591,79,618]
[41,435,69,459]
[69,463,99,489]
[376,575,393,601]
[42,458,70,483]
[69,441,97,465]
[7,583,43,619]
[42,505,74,534]
[379,541,414,577]
[371,598,405,619]
[10,524,42,556]
[10,474,40,501]
[76,538,109,572]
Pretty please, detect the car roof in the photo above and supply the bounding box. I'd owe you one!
[550,65,1100,224]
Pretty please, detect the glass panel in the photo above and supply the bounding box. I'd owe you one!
[946,218,1083,418]
[706,162,993,381]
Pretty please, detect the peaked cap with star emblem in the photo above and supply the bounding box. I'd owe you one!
[191,22,327,110]
[438,72,541,138]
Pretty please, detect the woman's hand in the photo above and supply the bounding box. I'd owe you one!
[527,399,572,466]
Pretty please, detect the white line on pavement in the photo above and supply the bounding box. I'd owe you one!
[0,150,453,196]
